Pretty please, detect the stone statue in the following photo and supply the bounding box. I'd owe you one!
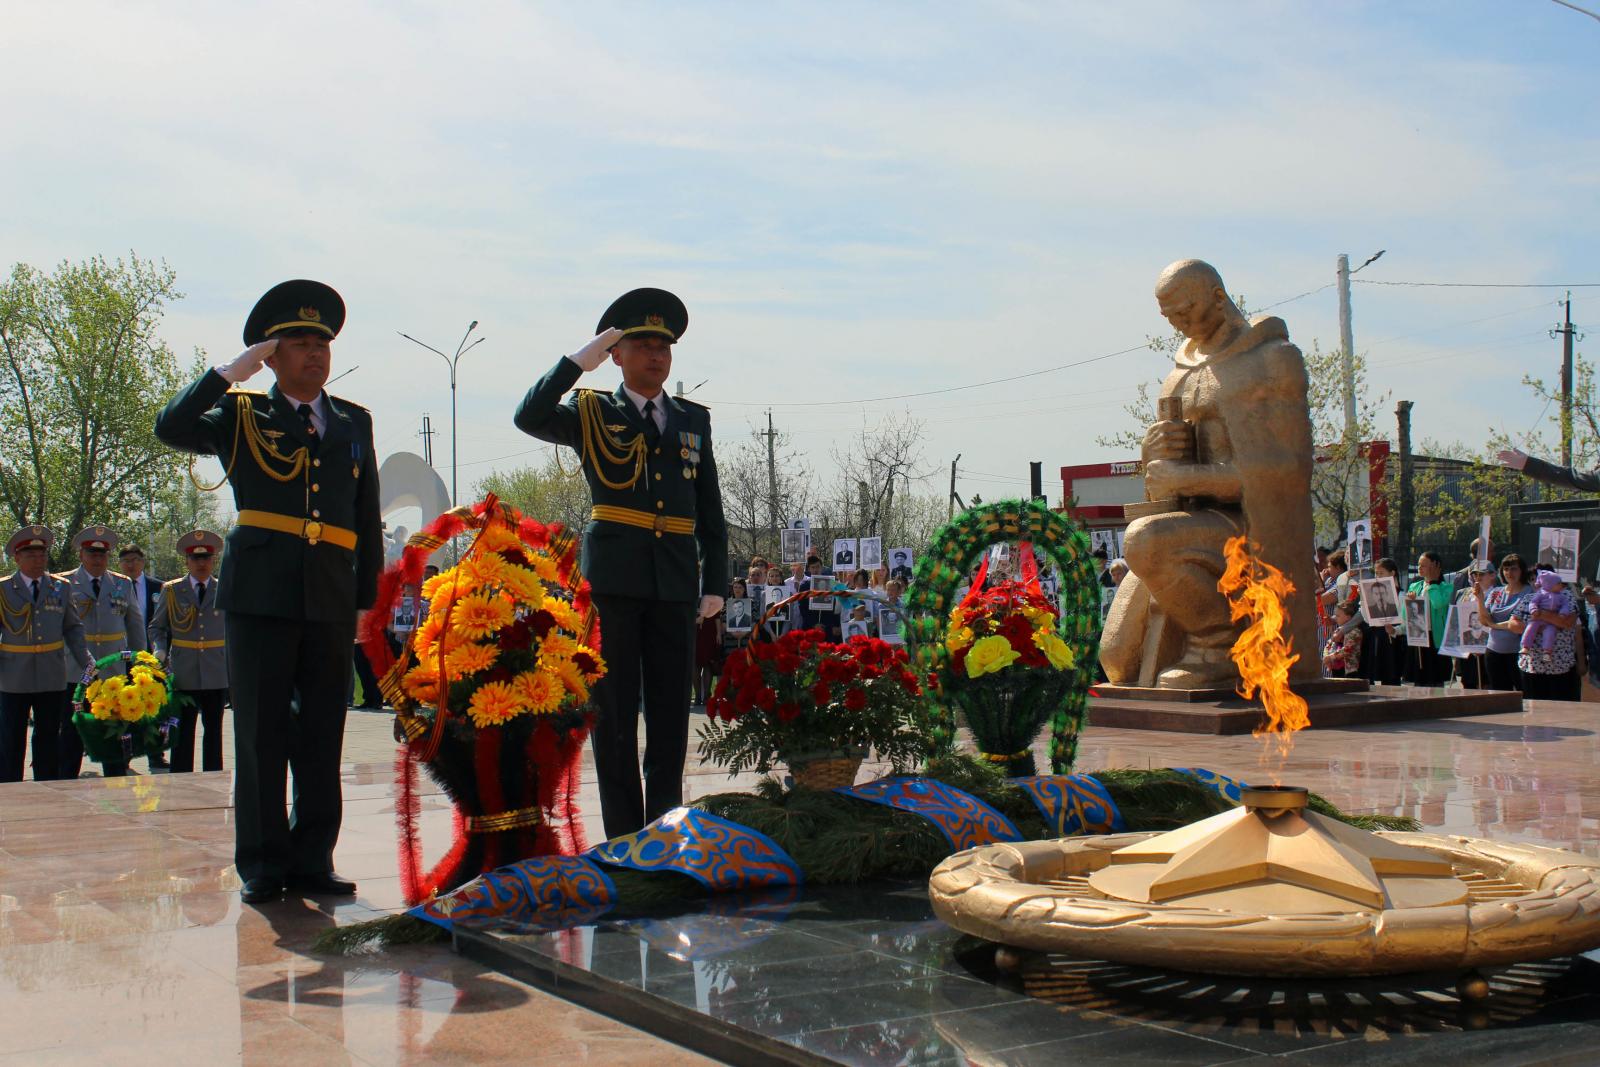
[1100,260,1320,689]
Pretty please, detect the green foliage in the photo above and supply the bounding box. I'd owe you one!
[0,254,218,566]
[476,453,592,540]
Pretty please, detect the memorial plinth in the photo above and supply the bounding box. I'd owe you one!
[1089,682,1523,734]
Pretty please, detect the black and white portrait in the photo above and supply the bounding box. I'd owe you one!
[832,538,857,571]
[859,536,883,570]
[1404,595,1432,648]
[1358,576,1401,626]
[1346,518,1373,569]
[889,548,914,582]
[877,609,903,644]
[780,528,807,564]
[807,575,833,610]
[725,597,754,634]
[1538,527,1580,583]
[762,585,788,634]
[842,618,870,640]
[1457,598,1489,652]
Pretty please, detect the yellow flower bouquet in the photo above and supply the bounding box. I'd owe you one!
[72,651,184,766]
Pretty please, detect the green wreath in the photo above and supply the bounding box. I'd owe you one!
[71,651,188,765]
[903,498,1101,774]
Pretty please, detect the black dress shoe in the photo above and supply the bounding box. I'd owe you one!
[241,878,284,904]
[288,871,358,895]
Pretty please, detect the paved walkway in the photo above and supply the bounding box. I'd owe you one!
[4,698,1600,1063]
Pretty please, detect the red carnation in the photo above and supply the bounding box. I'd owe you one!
[498,618,533,651]
[776,701,802,723]
[754,686,777,711]
[842,687,867,712]
[811,681,832,706]
[528,610,557,638]
[775,652,802,673]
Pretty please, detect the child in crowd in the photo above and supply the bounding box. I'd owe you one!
[1322,599,1364,677]
[843,602,874,639]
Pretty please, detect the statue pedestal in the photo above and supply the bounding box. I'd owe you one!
[1088,684,1522,735]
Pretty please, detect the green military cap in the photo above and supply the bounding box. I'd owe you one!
[6,525,52,555]
[177,529,224,558]
[244,279,345,345]
[597,288,688,343]
[72,525,118,553]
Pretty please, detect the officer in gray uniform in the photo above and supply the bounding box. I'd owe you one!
[150,530,229,773]
[0,526,89,781]
[56,526,148,778]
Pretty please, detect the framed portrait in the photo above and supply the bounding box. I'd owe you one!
[780,528,807,564]
[724,597,754,634]
[1346,517,1373,570]
[888,548,914,582]
[1404,594,1432,648]
[1357,576,1401,626]
[832,538,858,573]
[842,618,870,640]
[1538,527,1580,583]
[1456,597,1489,654]
[807,575,833,610]
[877,609,904,644]
[762,586,788,634]
[859,536,883,571]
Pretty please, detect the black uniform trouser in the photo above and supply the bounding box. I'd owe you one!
[228,612,353,883]
[171,688,226,773]
[57,686,126,779]
[0,689,67,782]
[590,594,696,840]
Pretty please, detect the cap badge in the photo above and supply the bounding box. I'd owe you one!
[645,314,665,328]
[299,306,322,322]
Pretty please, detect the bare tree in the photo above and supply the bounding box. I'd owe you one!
[718,421,815,562]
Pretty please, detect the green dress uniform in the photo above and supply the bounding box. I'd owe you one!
[149,530,229,773]
[513,289,728,838]
[154,280,382,888]
[0,526,90,781]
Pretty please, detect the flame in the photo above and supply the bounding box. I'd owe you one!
[1217,535,1309,776]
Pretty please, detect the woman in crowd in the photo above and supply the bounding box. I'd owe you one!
[692,588,725,707]
[1404,551,1453,686]
[1476,553,1530,692]
[1453,561,1497,688]
[1322,599,1364,677]
[723,578,752,658]
[1511,564,1581,700]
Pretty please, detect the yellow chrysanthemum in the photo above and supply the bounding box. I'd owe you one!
[540,632,579,660]
[90,699,113,721]
[465,680,521,728]
[462,551,508,588]
[544,599,582,633]
[945,626,975,653]
[474,524,521,554]
[130,666,153,684]
[421,571,457,602]
[115,685,147,721]
[948,606,969,631]
[101,676,126,696]
[446,641,499,680]
[450,594,514,641]
[499,565,545,606]
[965,634,1021,678]
[402,665,440,704]
[512,670,564,715]
[1032,630,1077,671]
[134,651,160,668]
[574,644,605,681]
[84,680,102,701]
[549,657,588,699]
[412,611,446,656]
[526,553,560,583]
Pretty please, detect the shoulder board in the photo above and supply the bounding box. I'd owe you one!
[162,578,185,590]
[676,397,711,412]
[226,388,268,398]
[50,571,73,580]
[110,570,130,581]
[329,394,369,413]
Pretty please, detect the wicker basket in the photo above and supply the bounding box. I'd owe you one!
[788,753,865,790]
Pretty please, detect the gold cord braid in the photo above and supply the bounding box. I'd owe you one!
[574,390,648,491]
[0,590,32,636]
[162,585,198,635]
[189,393,310,492]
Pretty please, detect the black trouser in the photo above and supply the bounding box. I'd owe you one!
[57,686,125,779]
[171,688,226,773]
[590,593,696,840]
[228,612,353,883]
[1485,649,1522,692]
[0,689,66,782]
[1406,644,1448,687]
[351,644,382,708]
[1522,665,1582,701]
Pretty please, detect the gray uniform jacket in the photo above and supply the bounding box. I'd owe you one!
[58,568,147,684]
[0,572,89,692]
[149,578,228,691]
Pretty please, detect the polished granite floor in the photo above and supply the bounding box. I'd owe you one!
[5,696,1600,1064]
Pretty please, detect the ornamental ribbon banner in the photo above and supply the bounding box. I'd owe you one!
[587,807,804,891]
[1010,774,1126,836]
[835,777,1022,851]
[412,855,616,932]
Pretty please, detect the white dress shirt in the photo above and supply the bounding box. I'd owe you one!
[280,391,328,436]
[620,385,667,434]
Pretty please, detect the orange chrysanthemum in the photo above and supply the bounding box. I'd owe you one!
[550,657,588,698]
[540,632,579,660]
[499,565,545,606]
[462,551,508,588]
[512,670,564,715]
[402,665,440,704]
[452,593,514,640]
[475,524,521,553]
[527,553,560,582]
[412,611,446,656]
[446,641,499,679]
[465,680,521,728]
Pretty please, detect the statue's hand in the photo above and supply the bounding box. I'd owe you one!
[1142,419,1191,463]
[1142,458,1181,501]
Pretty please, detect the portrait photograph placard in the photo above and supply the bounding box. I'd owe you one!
[808,575,834,610]
[1438,604,1467,659]
[1456,596,1489,653]
[762,585,788,633]
[780,528,807,564]
[1346,518,1373,570]
[1404,594,1432,648]
[724,597,754,634]
[888,547,914,582]
[832,538,858,573]
[859,536,883,570]
[1538,527,1580,583]
[842,618,870,640]
[1358,576,1402,626]
[877,608,904,644]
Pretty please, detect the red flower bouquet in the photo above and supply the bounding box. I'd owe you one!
[698,629,933,785]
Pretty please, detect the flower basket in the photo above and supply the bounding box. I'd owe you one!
[699,589,933,785]
[72,651,186,766]
[362,495,605,904]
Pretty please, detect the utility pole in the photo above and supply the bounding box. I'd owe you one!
[948,454,962,519]
[762,410,780,558]
[1396,401,1414,570]
[1337,254,1357,439]
[1553,293,1585,469]
[418,413,435,466]
[1029,461,1044,502]
[399,321,484,506]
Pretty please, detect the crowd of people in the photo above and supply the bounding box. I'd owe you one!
[1312,538,1592,701]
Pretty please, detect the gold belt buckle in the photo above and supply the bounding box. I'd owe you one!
[304,520,324,545]
[652,514,668,534]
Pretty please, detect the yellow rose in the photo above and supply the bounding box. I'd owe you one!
[1032,630,1077,671]
[965,634,1020,678]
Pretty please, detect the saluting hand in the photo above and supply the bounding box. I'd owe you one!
[571,328,626,372]
[218,339,277,383]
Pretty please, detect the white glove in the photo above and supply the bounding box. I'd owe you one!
[697,594,724,622]
[565,328,626,373]
[1495,448,1529,471]
[216,339,277,383]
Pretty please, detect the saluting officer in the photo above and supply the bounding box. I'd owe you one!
[0,527,89,782]
[150,530,229,774]
[155,280,382,904]
[514,288,728,839]
[57,526,147,779]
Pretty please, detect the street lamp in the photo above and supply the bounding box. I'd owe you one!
[398,322,484,507]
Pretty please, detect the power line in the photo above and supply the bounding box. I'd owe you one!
[1252,283,1334,312]
[1353,279,1600,289]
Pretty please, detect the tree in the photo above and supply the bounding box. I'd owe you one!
[475,451,593,535]
[0,255,206,568]
[825,412,929,542]
[1302,341,1389,545]
[717,421,816,563]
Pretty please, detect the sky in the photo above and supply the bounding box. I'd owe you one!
[5,1,1598,519]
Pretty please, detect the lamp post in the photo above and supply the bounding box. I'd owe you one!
[398,322,484,507]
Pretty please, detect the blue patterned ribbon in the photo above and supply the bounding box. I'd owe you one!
[587,807,803,891]
[412,854,617,931]
[1172,767,1249,805]
[1010,773,1126,835]
[834,777,1022,851]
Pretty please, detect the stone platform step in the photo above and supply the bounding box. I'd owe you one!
[1087,684,1523,734]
